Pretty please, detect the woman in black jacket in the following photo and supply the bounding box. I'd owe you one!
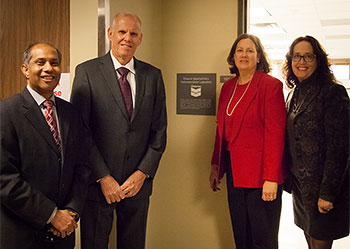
[284,35,349,249]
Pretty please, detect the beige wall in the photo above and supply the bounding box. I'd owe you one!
[71,0,238,248]
[70,0,98,83]
[70,1,98,248]
[147,1,237,248]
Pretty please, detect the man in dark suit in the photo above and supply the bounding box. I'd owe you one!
[70,13,167,249]
[0,42,90,249]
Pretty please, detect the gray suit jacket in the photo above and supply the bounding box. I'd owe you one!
[0,88,90,248]
[71,53,167,200]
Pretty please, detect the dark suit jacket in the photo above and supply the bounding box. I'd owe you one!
[0,88,90,249]
[71,53,167,201]
[211,72,286,188]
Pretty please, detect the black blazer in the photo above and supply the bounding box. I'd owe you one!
[71,53,167,201]
[0,88,90,248]
[285,79,349,214]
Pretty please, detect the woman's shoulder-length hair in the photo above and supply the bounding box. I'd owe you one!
[227,33,271,75]
[283,35,336,88]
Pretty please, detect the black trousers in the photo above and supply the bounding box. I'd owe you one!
[226,167,282,249]
[32,231,75,249]
[80,197,149,249]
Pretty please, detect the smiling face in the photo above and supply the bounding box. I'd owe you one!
[292,41,317,82]
[233,38,259,75]
[21,43,61,99]
[108,15,143,65]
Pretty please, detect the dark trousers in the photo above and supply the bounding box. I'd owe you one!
[226,168,282,249]
[81,197,149,249]
[32,232,75,249]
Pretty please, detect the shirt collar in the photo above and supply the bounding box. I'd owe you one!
[26,85,56,107]
[110,50,135,75]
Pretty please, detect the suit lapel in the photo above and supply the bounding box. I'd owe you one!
[228,72,260,144]
[286,87,295,113]
[287,82,320,118]
[55,97,69,157]
[21,89,60,155]
[99,53,130,120]
[133,58,146,122]
[294,83,320,117]
[217,78,236,138]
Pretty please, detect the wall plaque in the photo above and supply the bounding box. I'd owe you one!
[220,75,234,83]
[177,73,216,115]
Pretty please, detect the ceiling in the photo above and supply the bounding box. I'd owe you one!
[249,0,350,62]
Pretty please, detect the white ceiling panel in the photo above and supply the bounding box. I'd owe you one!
[249,0,350,61]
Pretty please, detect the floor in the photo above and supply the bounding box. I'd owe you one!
[279,193,349,248]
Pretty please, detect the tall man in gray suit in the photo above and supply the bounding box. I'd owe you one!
[71,13,167,249]
[0,42,90,249]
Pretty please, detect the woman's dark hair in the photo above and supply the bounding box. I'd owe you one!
[227,33,271,75]
[283,35,335,88]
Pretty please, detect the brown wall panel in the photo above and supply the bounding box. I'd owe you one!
[0,0,69,100]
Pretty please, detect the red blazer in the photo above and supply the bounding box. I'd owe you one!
[211,71,286,188]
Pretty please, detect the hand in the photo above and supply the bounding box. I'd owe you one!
[48,225,74,238]
[120,170,146,198]
[100,175,125,204]
[48,226,61,237]
[209,165,221,191]
[262,181,278,201]
[50,210,78,238]
[318,198,334,214]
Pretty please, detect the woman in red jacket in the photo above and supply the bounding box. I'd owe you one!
[210,33,286,249]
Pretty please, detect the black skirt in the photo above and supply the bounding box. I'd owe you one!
[291,175,349,240]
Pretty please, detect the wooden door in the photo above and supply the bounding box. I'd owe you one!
[0,0,70,100]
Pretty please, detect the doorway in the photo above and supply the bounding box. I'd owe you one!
[248,0,350,248]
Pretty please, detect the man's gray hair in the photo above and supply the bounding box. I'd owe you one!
[23,42,62,66]
[110,12,142,28]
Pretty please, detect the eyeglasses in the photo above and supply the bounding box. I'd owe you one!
[292,54,316,62]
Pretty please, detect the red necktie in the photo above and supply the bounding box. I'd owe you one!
[44,100,62,153]
[117,67,133,119]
